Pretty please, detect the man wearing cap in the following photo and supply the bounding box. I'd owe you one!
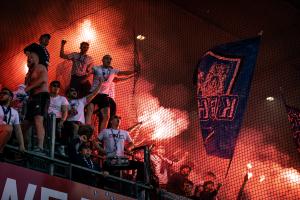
[85,55,135,132]
[60,40,94,98]
[23,43,49,153]
[39,34,51,68]
[0,87,25,160]
[48,80,69,155]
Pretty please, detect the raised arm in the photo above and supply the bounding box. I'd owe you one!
[85,79,103,104]
[117,70,135,77]
[113,75,134,83]
[60,40,69,59]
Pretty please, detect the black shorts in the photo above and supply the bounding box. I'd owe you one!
[61,121,82,145]
[25,92,50,120]
[91,94,111,109]
[70,75,91,98]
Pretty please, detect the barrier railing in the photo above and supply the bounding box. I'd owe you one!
[5,113,193,199]
[5,144,153,199]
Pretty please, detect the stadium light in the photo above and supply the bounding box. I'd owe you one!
[266,97,274,101]
[137,34,146,40]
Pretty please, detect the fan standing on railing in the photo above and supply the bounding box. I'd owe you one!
[23,43,49,154]
[85,55,136,132]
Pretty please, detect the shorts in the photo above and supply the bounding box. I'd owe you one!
[91,94,117,129]
[61,121,82,145]
[70,75,91,98]
[25,92,50,120]
[91,94,111,109]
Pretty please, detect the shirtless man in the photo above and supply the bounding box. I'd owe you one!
[23,43,49,153]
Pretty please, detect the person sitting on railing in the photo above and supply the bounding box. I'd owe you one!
[0,88,25,161]
[69,125,93,161]
[48,80,69,156]
[63,80,103,147]
[98,115,145,182]
[72,143,102,186]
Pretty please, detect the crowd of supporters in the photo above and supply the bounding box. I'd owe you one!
[0,33,223,199]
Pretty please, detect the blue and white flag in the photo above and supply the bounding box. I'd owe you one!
[196,37,261,159]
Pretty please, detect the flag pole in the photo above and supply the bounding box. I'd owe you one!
[224,156,234,179]
[279,87,287,106]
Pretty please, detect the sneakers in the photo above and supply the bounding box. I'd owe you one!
[57,145,66,157]
[31,147,46,156]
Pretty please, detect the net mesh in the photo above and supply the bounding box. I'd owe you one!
[1,0,300,199]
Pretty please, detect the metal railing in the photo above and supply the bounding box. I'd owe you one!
[5,112,155,199]
[5,144,153,199]
[5,112,195,199]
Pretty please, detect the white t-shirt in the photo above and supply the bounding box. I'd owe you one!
[0,106,20,125]
[67,53,93,76]
[90,66,119,96]
[108,82,115,99]
[48,95,69,118]
[98,128,132,157]
[67,97,87,124]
